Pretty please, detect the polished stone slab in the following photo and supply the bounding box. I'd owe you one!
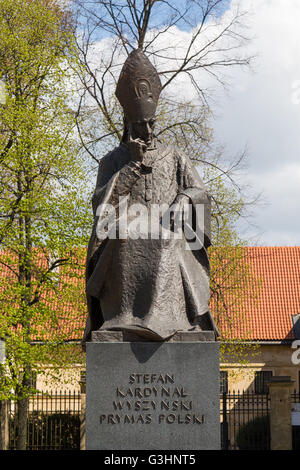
[86,341,220,450]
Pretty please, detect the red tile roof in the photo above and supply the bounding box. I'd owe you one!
[214,247,300,341]
[0,249,86,343]
[1,247,299,342]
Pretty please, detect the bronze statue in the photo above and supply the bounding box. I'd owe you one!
[82,49,218,345]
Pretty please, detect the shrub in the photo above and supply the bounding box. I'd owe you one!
[10,412,80,450]
[236,415,270,450]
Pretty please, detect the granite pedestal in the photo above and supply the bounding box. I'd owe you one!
[86,332,220,450]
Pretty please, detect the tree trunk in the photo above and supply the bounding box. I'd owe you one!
[16,367,32,451]
[0,400,9,450]
[16,202,32,451]
[16,396,29,450]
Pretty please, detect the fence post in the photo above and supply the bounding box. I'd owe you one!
[79,372,86,450]
[268,376,294,450]
[221,392,229,450]
[0,400,9,450]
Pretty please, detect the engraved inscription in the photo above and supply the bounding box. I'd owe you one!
[99,373,205,425]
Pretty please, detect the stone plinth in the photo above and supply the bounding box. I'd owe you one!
[91,329,216,343]
[86,337,220,450]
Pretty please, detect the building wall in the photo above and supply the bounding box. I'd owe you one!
[34,343,300,394]
[36,366,83,393]
[221,343,300,392]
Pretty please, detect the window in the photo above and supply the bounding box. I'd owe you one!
[29,371,37,389]
[80,370,86,393]
[80,370,86,383]
[220,371,228,394]
[19,370,37,389]
[254,370,273,394]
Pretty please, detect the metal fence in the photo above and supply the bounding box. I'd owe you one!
[220,391,270,450]
[9,391,81,450]
[6,390,300,450]
[291,391,300,405]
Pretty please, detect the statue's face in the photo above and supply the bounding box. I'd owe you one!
[129,117,156,147]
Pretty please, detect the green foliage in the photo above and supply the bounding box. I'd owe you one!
[156,98,213,163]
[236,415,270,450]
[0,0,89,401]
[207,172,261,359]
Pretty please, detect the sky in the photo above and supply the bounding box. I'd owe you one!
[211,0,300,245]
[155,0,300,246]
[84,0,300,246]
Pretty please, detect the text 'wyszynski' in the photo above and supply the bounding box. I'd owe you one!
[95,196,205,251]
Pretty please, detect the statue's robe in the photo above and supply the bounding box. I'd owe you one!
[82,141,218,345]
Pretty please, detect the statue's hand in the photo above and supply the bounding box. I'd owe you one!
[169,194,190,230]
[128,138,147,162]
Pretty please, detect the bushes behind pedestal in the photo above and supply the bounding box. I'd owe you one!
[236,415,270,450]
[10,412,80,450]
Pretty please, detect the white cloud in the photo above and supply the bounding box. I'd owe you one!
[244,163,300,245]
[212,0,300,245]
[151,0,300,245]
